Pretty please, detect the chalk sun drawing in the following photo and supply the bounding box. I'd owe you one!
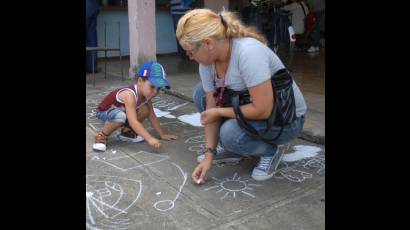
[204,173,262,200]
[86,175,142,229]
[153,163,187,212]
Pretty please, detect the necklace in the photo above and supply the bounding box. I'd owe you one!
[213,38,232,107]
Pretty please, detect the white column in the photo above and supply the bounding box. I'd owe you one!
[127,0,156,79]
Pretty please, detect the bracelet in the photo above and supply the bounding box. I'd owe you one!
[203,147,217,155]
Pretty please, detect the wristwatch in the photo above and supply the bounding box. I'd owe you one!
[203,147,217,155]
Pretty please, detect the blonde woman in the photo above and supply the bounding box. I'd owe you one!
[176,9,306,183]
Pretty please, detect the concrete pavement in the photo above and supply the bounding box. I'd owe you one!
[86,50,325,229]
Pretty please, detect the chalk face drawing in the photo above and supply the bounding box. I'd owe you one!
[91,150,169,172]
[86,175,142,230]
[185,134,206,155]
[153,163,187,212]
[274,145,325,183]
[204,173,262,200]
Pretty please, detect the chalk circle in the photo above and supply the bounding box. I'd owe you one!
[221,180,246,192]
[153,200,175,212]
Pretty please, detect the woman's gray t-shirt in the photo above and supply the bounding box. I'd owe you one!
[199,37,307,117]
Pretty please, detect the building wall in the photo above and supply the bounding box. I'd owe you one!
[96,9,177,57]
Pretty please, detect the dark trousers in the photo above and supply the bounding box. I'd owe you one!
[310,10,325,47]
[172,14,187,58]
[86,0,99,73]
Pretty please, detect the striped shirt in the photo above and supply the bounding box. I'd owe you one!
[170,0,191,15]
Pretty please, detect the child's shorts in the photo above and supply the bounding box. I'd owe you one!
[96,107,126,124]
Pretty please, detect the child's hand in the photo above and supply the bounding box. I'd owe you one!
[147,137,161,149]
[160,134,177,141]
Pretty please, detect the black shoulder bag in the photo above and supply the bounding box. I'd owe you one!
[219,69,297,145]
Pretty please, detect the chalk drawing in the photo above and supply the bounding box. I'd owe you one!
[152,98,189,111]
[265,143,325,183]
[91,150,169,172]
[153,163,187,212]
[87,108,98,121]
[153,108,176,119]
[204,173,262,200]
[177,113,203,127]
[188,144,207,155]
[86,175,142,229]
[148,121,200,138]
[88,122,104,132]
[282,145,322,162]
[300,154,325,175]
[184,135,205,144]
[167,102,190,111]
[274,165,313,183]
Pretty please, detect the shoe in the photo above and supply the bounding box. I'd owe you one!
[306,46,319,53]
[117,127,145,143]
[93,131,108,152]
[251,150,284,181]
[197,144,244,164]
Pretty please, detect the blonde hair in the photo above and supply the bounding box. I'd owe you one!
[176,9,267,48]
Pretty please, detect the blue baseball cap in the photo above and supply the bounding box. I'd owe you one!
[136,61,170,89]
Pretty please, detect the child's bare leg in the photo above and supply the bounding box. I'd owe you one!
[101,122,123,136]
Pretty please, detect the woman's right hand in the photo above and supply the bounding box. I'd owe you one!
[147,137,161,149]
[192,158,212,184]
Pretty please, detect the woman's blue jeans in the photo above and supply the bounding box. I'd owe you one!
[193,82,305,157]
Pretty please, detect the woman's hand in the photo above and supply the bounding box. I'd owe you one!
[147,137,161,149]
[200,108,221,125]
[160,134,177,141]
[192,158,212,184]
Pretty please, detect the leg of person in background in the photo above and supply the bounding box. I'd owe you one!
[86,0,99,73]
[172,14,188,59]
[307,10,324,53]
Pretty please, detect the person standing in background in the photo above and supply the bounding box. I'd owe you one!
[170,0,193,59]
[306,0,325,53]
[86,0,100,73]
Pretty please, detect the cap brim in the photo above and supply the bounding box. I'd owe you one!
[149,77,170,89]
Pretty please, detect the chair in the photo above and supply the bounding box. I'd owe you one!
[86,21,123,86]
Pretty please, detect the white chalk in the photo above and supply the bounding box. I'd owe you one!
[196,179,201,184]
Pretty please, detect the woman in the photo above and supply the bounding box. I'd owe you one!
[176,9,307,183]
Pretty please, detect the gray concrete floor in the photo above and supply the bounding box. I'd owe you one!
[86,48,325,229]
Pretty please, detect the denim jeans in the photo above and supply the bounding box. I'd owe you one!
[193,82,305,157]
[96,108,126,124]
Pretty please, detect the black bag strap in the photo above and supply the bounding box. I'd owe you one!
[232,91,284,144]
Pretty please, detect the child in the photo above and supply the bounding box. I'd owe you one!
[92,61,177,152]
